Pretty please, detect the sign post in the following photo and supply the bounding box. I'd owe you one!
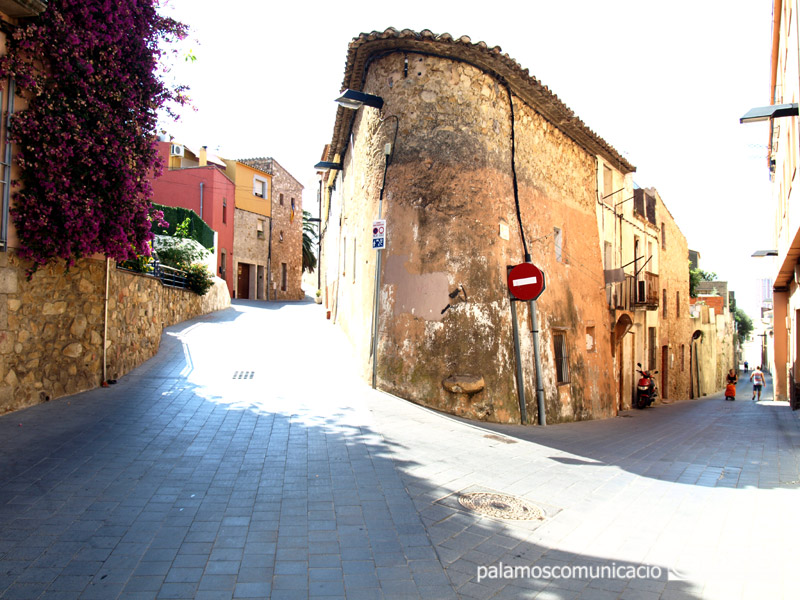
[507,266,527,424]
[507,263,547,426]
[371,219,386,389]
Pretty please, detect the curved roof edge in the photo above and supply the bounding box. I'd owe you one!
[330,28,635,175]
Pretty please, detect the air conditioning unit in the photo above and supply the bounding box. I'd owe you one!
[170,144,184,157]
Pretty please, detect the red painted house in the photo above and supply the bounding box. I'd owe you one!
[150,141,235,297]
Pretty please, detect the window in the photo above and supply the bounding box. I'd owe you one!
[645,193,656,225]
[554,227,563,263]
[222,198,227,224]
[257,219,265,239]
[662,289,667,318]
[586,326,596,352]
[553,331,570,384]
[648,327,657,371]
[676,291,680,318]
[634,189,645,216]
[603,165,613,202]
[279,230,284,243]
[253,176,268,198]
[681,344,685,372]
[279,193,284,206]
[661,223,666,249]
[220,250,226,280]
[281,263,287,292]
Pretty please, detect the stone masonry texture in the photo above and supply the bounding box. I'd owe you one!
[328,48,617,424]
[269,159,304,301]
[0,250,230,415]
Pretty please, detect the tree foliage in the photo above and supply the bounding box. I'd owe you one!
[0,0,189,267]
[689,267,717,298]
[733,308,754,345]
[302,210,317,274]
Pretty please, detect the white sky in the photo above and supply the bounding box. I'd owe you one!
[159,0,775,318]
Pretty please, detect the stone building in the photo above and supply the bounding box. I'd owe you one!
[223,160,272,300]
[653,190,693,402]
[597,175,693,410]
[239,158,304,300]
[318,29,660,423]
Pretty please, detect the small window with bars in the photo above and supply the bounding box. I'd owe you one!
[553,331,570,384]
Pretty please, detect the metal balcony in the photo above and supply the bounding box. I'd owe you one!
[608,272,660,311]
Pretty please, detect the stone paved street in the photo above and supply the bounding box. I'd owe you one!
[1,300,799,599]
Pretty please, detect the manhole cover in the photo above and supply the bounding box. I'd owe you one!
[457,492,544,521]
[232,371,255,379]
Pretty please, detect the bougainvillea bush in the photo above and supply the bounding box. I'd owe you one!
[0,0,188,267]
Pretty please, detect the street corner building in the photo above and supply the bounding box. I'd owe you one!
[318,28,692,424]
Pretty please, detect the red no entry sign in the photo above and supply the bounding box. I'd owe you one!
[507,263,546,301]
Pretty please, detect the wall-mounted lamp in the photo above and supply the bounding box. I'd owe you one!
[751,250,778,257]
[314,161,342,170]
[740,103,799,124]
[335,89,384,111]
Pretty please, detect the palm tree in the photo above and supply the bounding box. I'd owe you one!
[302,210,318,273]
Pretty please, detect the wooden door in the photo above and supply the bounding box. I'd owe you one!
[237,263,250,299]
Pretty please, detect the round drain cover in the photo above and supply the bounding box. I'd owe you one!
[457,492,544,521]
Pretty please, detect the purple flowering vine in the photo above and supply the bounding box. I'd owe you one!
[0,0,188,266]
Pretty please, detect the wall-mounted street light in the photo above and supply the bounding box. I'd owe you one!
[335,89,384,111]
[740,103,799,123]
[314,161,342,170]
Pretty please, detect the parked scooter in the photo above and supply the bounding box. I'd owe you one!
[635,363,658,409]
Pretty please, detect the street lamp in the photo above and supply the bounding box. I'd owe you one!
[335,89,384,110]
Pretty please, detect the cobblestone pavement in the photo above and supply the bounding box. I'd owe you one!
[1,300,799,599]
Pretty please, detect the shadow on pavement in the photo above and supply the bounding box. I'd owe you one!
[458,373,800,491]
[0,305,701,599]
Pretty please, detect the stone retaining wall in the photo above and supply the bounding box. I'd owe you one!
[0,250,230,414]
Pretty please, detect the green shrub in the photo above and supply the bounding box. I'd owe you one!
[119,254,154,273]
[184,263,213,296]
[152,235,209,269]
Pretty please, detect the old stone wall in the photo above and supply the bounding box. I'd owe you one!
[0,250,230,414]
[269,160,304,300]
[656,194,693,402]
[332,51,616,423]
[232,207,269,300]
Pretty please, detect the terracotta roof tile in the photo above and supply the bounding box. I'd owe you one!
[329,27,635,174]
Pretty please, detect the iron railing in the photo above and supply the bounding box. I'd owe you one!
[117,260,189,290]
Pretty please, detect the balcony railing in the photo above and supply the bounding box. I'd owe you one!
[608,272,660,311]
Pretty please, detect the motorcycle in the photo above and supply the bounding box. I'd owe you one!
[635,362,658,409]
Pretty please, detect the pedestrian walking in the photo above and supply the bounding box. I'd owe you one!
[744,360,749,372]
[750,366,765,401]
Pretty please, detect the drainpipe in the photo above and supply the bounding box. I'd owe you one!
[103,257,110,384]
[1,78,15,252]
[199,182,204,220]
